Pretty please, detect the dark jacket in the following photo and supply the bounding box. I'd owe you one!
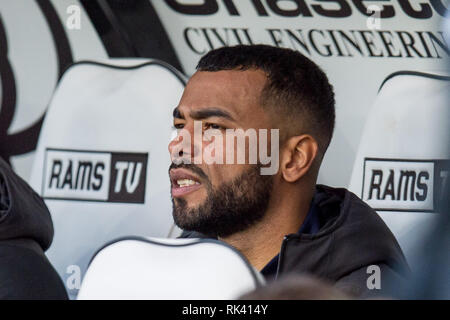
[182,185,410,298]
[0,157,67,300]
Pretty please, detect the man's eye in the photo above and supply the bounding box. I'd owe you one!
[204,123,223,130]
[173,124,184,129]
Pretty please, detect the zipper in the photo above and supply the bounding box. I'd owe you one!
[275,234,297,280]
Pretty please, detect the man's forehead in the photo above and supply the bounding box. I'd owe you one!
[191,69,267,86]
[175,69,268,119]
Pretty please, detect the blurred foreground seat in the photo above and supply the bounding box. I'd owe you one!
[78,237,264,300]
[29,59,186,297]
[349,71,449,266]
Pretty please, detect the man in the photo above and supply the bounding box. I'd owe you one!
[0,157,68,300]
[168,45,408,297]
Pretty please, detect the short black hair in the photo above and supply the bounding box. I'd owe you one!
[196,45,335,158]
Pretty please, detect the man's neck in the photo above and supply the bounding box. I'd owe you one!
[219,186,314,271]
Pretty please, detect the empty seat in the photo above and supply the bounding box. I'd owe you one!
[348,71,449,265]
[29,59,186,297]
[78,237,264,300]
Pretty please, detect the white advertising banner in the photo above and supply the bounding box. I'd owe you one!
[29,60,186,298]
[0,0,107,179]
[348,71,449,263]
[149,0,449,186]
[0,0,448,297]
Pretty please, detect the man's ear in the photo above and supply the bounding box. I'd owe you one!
[280,135,318,183]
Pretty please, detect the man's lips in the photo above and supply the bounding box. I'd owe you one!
[169,168,203,197]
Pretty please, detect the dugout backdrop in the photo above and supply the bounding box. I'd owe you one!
[1,0,448,186]
[0,0,448,296]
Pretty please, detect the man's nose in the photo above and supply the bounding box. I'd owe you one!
[168,126,202,163]
[168,136,183,161]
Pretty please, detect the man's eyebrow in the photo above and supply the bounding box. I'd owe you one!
[172,107,235,121]
[173,107,184,119]
[190,108,234,121]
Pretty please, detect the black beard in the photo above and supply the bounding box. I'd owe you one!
[170,164,273,238]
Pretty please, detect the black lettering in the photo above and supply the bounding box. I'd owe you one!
[75,161,92,190]
[49,160,62,189]
[61,160,73,190]
[92,163,104,191]
[352,0,395,18]
[184,28,207,54]
[396,31,424,57]
[312,0,352,17]
[378,31,402,57]
[398,170,417,201]
[286,29,311,54]
[201,28,215,50]
[427,31,450,58]
[222,0,239,15]
[164,0,218,15]
[210,28,230,47]
[340,30,363,56]
[382,169,396,200]
[416,31,435,58]
[231,28,244,45]
[250,0,269,16]
[359,30,383,57]
[266,0,313,17]
[309,29,333,56]
[368,169,383,200]
[267,29,285,47]
[398,0,432,19]
[416,171,429,201]
[241,29,254,45]
[327,30,346,56]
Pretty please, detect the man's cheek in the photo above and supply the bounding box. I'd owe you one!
[203,131,225,165]
[184,187,208,205]
[209,164,242,186]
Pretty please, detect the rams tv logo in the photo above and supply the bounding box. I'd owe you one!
[42,149,148,204]
[362,158,449,212]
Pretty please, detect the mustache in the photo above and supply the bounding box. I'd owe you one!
[169,162,209,181]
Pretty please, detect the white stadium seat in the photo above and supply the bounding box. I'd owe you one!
[29,59,186,297]
[77,237,264,300]
[349,71,449,266]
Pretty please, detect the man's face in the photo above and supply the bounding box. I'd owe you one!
[168,69,275,237]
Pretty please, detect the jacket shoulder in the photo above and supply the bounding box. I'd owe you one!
[335,263,406,299]
[0,243,68,300]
